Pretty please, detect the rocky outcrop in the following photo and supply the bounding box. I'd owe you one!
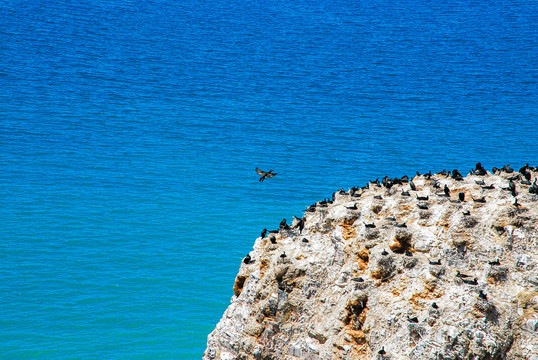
[204,166,538,360]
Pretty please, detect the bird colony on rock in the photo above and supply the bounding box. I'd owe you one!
[205,164,538,360]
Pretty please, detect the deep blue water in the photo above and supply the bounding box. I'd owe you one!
[0,0,536,358]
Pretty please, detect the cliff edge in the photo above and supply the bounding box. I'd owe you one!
[204,165,538,360]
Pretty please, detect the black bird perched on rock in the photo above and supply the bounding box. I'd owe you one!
[482,184,495,190]
[417,204,429,210]
[459,192,465,202]
[472,196,486,203]
[395,223,407,228]
[408,316,419,323]
[243,254,252,264]
[302,238,309,243]
[370,178,381,187]
[378,347,386,355]
[364,222,376,228]
[432,302,439,309]
[345,203,358,210]
[401,190,411,197]
[530,179,538,194]
[508,179,516,194]
[519,165,532,183]
[382,176,390,188]
[452,169,463,181]
[463,210,471,216]
[410,181,417,191]
[279,218,290,230]
[489,259,500,266]
[261,229,267,239]
[463,277,478,285]
[381,249,389,256]
[513,198,521,208]
[508,174,521,181]
[429,259,441,265]
[374,195,383,200]
[444,184,450,197]
[280,252,287,258]
[416,195,429,201]
[474,162,487,176]
[255,168,278,182]
[352,277,364,282]
[293,216,304,233]
[479,290,488,300]
[270,236,277,244]
[456,271,471,278]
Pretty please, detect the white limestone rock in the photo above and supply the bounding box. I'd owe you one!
[204,169,538,359]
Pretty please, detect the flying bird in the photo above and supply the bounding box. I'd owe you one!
[255,168,278,182]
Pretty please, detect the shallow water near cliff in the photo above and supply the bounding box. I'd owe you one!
[0,0,537,358]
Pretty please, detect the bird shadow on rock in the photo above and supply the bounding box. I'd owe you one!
[485,304,501,325]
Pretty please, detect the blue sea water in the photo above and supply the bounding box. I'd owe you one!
[0,0,536,358]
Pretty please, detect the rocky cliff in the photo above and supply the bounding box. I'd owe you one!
[204,165,538,360]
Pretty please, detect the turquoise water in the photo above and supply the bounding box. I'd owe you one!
[1,0,537,358]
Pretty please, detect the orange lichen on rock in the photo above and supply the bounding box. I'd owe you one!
[259,259,270,279]
[399,204,414,212]
[409,288,443,308]
[370,270,382,280]
[340,220,357,241]
[347,329,367,344]
[389,230,412,253]
[342,217,358,226]
[357,260,368,271]
[233,275,247,297]
[356,247,369,270]
[358,248,369,262]
[344,296,369,332]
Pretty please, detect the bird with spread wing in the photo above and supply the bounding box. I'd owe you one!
[256,168,278,182]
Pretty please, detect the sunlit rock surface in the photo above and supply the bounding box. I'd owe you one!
[204,167,538,360]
